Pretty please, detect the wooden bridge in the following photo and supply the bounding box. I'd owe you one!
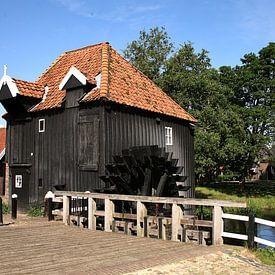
[0,219,228,274]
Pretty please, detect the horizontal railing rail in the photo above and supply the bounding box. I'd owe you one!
[47,191,247,246]
[222,213,275,248]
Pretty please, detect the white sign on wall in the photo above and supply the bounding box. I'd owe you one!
[15,175,23,188]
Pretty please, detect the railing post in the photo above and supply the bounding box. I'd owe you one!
[63,195,70,225]
[212,205,223,245]
[88,197,96,230]
[247,213,256,249]
[47,198,54,221]
[172,203,183,241]
[0,197,3,224]
[104,198,114,232]
[137,201,147,237]
[11,194,18,220]
[158,217,166,240]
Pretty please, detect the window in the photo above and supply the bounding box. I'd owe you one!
[15,175,22,188]
[165,126,173,145]
[39,119,45,133]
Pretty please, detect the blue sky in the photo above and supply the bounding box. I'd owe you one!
[0,0,274,126]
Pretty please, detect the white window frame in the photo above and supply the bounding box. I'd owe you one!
[39,119,45,133]
[15,175,22,188]
[165,126,173,145]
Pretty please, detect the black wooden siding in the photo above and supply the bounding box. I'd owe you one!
[104,105,195,198]
[6,102,195,204]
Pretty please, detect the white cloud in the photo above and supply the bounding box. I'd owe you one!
[52,0,163,25]
[53,0,93,18]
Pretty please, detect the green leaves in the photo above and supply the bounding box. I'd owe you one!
[123,27,274,183]
[123,26,173,84]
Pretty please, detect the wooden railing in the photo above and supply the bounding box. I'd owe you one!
[48,191,247,245]
[222,213,275,248]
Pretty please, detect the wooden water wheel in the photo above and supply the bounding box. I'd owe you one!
[99,145,190,197]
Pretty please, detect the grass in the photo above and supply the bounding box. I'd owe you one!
[195,181,275,218]
[254,248,275,266]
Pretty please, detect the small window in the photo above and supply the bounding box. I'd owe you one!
[165,126,173,145]
[39,119,45,133]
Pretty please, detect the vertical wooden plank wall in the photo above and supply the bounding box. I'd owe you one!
[104,106,195,198]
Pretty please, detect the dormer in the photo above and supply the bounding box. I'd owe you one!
[59,66,96,108]
[0,65,44,116]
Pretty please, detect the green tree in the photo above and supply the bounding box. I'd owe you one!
[219,42,275,178]
[123,26,173,85]
[123,27,274,183]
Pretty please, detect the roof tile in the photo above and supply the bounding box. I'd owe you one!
[29,42,196,122]
[14,79,44,98]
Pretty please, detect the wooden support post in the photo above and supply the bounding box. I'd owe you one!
[63,195,70,225]
[144,216,148,237]
[181,227,187,242]
[11,194,18,220]
[88,197,96,230]
[172,203,182,241]
[124,221,129,235]
[158,217,166,240]
[247,213,256,249]
[212,205,223,245]
[198,231,203,245]
[0,197,3,224]
[47,198,54,221]
[112,220,116,232]
[137,201,147,237]
[104,198,114,232]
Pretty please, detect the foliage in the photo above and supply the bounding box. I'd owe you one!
[219,42,275,179]
[123,27,274,182]
[195,183,275,217]
[2,201,9,214]
[255,248,275,266]
[123,26,173,85]
[27,204,44,217]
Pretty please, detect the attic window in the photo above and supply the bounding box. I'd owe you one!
[39,119,45,133]
[165,126,173,145]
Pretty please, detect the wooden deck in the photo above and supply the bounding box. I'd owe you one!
[0,220,224,274]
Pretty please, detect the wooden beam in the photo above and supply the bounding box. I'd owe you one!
[172,203,183,241]
[88,197,96,230]
[104,198,114,232]
[55,191,247,208]
[212,205,223,245]
[137,201,147,237]
[63,195,70,225]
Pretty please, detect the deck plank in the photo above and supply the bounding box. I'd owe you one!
[0,220,219,274]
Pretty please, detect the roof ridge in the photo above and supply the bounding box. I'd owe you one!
[36,53,66,82]
[100,42,110,98]
[109,47,196,121]
[65,42,108,54]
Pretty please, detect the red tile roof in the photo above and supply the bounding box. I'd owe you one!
[26,42,196,122]
[14,79,44,98]
[0,128,6,152]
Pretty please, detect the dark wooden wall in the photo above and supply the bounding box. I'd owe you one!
[104,104,195,198]
[6,100,195,205]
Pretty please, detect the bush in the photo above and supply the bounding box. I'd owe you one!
[27,204,44,217]
[2,201,9,214]
[217,172,241,182]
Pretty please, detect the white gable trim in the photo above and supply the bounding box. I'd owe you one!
[0,148,5,160]
[59,66,87,90]
[0,75,19,97]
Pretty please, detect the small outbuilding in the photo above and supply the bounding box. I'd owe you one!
[0,42,196,208]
